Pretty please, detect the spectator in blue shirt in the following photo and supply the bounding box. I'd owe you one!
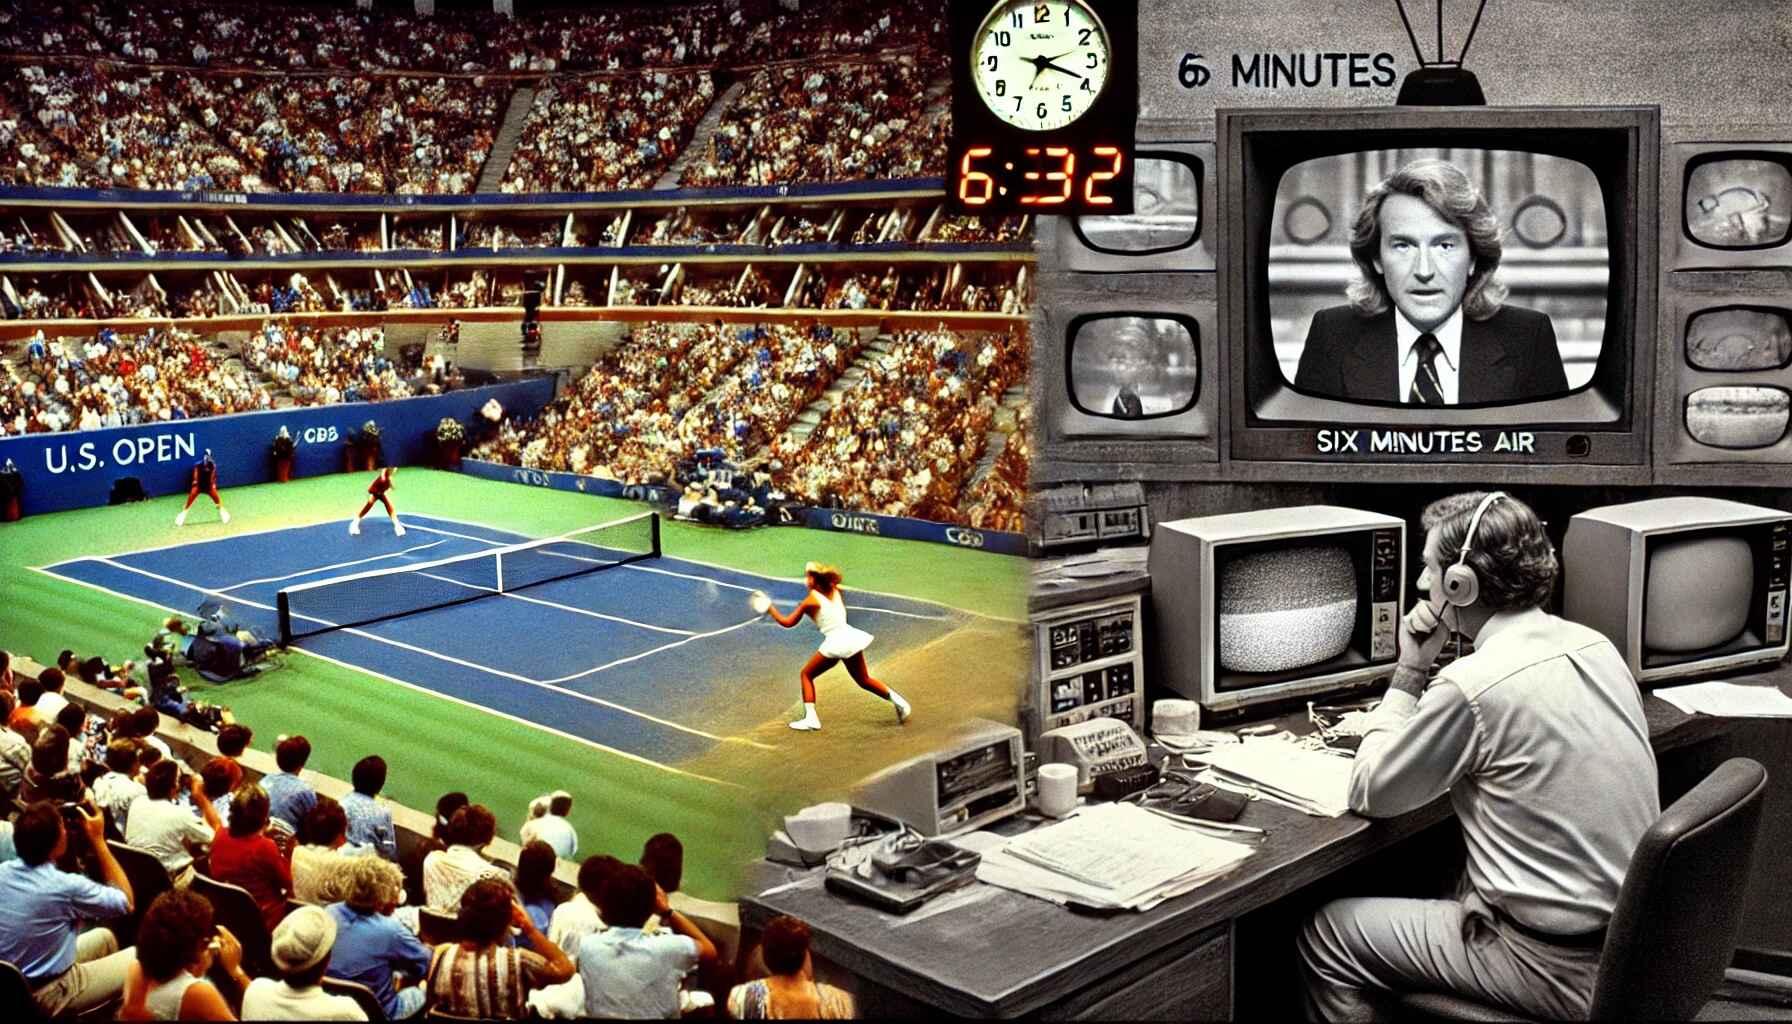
[513,841,560,935]
[342,755,398,861]
[327,855,431,1019]
[0,802,136,1016]
[263,734,319,835]
[579,865,716,1019]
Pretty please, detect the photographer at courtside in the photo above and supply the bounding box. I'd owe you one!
[1298,492,1659,1020]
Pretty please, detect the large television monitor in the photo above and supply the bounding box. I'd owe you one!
[1033,274,1219,479]
[1564,497,1790,685]
[1221,106,1659,483]
[1150,505,1404,714]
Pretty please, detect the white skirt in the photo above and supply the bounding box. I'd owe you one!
[817,625,874,660]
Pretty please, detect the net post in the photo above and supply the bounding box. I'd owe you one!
[651,511,662,558]
[277,590,292,647]
[497,550,505,594]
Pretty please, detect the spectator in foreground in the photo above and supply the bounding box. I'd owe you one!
[526,854,624,1018]
[207,784,293,932]
[422,803,505,911]
[342,755,397,860]
[118,889,249,1021]
[519,790,577,859]
[292,797,360,904]
[209,723,254,793]
[263,735,318,835]
[241,905,366,1020]
[125,760,223,886]
[729,915,855,1019]
[580,864,716,1019]
[0,801,136,1015]
[327,855,432,1020]
[92,739,146,833]
[514,840,560,933]
[0,690,31,798]
[427,877,575,1019]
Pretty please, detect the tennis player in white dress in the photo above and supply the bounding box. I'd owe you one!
[760,562,911,731]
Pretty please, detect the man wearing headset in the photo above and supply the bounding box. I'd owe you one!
[1297,491,1659,1022]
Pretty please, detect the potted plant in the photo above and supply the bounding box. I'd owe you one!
[435,417,466,469]
[358,419,382,470]
[270,427,296,482]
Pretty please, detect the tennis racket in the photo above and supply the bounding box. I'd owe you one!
[749,590,771,614]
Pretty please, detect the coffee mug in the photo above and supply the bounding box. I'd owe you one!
[1037,762,1079,817]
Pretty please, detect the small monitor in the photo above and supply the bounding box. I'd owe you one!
[1067,312,1200,423]
[1658,293,1792,473]
[1059,141,1216,271]
[1564,497,1791,685]
[1667,140,1792,270]
[1150,505,1405,714]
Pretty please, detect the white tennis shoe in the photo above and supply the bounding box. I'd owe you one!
[349,518,361,535]
[789,704,821,731]
[892,692,911,725]
[219,508,230,524]
[393,522,406,537]
[175,509,186,527]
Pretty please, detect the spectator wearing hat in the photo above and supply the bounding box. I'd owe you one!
[518,790,577,860]
[241,905,365,1020]
[327,856,432,1020]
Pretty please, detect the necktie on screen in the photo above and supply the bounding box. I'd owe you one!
[1409,332,1446,405]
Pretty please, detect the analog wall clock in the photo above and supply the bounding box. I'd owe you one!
[970,0,1113,132]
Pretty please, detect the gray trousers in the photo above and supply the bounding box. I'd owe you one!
[1297,891,1601,1022]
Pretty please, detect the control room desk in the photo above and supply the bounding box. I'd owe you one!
[741,677,1771,1019]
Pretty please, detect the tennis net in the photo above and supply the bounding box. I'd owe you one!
[276,511,660,644]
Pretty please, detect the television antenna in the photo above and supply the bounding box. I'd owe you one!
[1392,0,1492,105]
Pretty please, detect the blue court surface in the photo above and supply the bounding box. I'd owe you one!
[40,515,964,771]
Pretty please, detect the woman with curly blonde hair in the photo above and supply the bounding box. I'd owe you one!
[762,562,910,731]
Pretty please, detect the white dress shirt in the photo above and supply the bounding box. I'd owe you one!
[1349,607,1660,935]
[1394,307,1464,404]
[421,844,506,912]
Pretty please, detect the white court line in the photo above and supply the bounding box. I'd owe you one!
[539,616,765,685]
[414,513,1024,625]
[410,571,695,637]
[82,557,774,751]
[27,565,744,790]
[219,540,448,591]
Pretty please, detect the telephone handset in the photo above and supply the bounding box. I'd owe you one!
[1037,718,1149,791]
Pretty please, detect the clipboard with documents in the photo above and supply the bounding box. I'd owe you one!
[1195,739,1356,818]
[973,802,1256,912]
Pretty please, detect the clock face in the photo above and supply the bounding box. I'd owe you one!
[971,0,1111,132]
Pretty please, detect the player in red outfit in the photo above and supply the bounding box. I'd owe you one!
[350,466,404,536]
[175,449,229,526]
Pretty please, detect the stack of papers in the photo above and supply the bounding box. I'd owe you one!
[1198,738,1356,817]
[973,802,1255,911]
[1654,681,1792,718]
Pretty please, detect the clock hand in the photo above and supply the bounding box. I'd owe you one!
[1037,54,1086,81]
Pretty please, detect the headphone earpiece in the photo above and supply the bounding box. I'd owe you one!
[1443,491,1507,609]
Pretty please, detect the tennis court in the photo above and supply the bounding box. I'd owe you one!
[39,512,965,775]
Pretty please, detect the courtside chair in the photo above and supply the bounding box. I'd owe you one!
[1396,757,1769,1021]
[190,873,274,977]
[320,976,389,1023]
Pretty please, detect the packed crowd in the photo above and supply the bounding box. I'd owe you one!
[928,214,1028,244]
[240,321,413,407]
[472,320,853,486]
[959,406,1030,533]
[500,73,714,194]
[770,326,1027,522]
[8,0,943,75]
[0,648,857,1019]
[680,57,949,188]
[1,326,269,435]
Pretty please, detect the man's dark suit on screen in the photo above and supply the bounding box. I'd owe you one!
[1293,306,1569,404]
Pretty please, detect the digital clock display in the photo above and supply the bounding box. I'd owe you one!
[956,143,1127,209]
[948,1,1137,215]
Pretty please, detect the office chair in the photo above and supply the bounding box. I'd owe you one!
[1397,757,1769,1021]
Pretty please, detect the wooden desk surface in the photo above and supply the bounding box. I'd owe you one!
[741,665,1789,1018]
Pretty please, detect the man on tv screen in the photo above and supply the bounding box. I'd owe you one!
[1297,491,1658,1021]
[1293,159,1569,405]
